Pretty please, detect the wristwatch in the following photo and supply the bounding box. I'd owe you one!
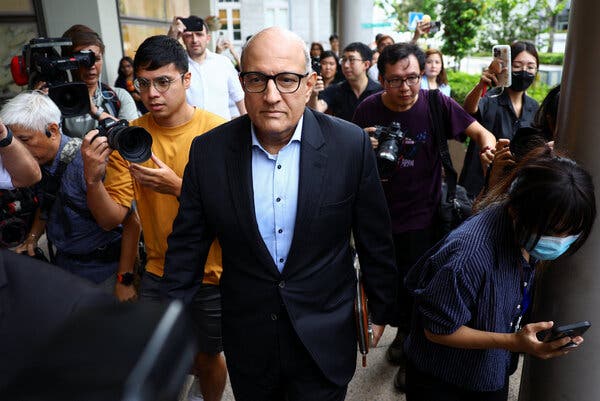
[117,272,135,286]
[0,127,13,148]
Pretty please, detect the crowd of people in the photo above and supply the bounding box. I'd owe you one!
[0,14,595,401]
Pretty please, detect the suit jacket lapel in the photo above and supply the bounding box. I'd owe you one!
[225,116,277,273]
[285,109,327,272]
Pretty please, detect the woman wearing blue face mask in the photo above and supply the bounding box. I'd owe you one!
[403,147,596,401]
[460,40,540,200]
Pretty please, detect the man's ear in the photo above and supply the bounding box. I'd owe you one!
[47,122,60,138]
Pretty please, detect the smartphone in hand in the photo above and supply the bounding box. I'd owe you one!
[492,45,511,87]
[538,321,591,349]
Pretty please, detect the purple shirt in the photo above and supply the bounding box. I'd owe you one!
[353,90,474,233]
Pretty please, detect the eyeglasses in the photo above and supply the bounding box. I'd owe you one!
[134,73,185,93]
[340,57,364,65]
[384,75,421,88]
[240,71,309,94]
[512,63,537,74]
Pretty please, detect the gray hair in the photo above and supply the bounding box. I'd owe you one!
[241,27,311,73]
[0,91,61,132]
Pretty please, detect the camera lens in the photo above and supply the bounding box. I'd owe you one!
[105,124,153,163]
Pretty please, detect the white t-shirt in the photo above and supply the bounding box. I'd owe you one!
[186,50,244,120]
[0,157,14,190]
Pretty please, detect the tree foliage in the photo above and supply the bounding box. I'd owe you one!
[440,0,483,66]
[374,0,438,31]
[476,0,541,51]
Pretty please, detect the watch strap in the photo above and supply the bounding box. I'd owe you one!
[117,272,135,286]
[0,127,13,148]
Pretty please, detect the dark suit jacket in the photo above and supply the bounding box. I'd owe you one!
[0,250,113,389]
[163,108,397,386]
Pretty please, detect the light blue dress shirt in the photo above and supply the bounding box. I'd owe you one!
[251,117,303,272]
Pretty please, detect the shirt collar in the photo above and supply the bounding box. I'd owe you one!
[251,116,304,155]
[45,135,69,173]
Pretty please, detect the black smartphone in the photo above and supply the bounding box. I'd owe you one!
[539,321,591,349]
[179,17,204,32]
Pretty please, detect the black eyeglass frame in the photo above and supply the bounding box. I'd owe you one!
[239,71,310,94]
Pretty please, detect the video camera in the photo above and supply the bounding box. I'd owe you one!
[11,38,94,117]
[96,118,153,163]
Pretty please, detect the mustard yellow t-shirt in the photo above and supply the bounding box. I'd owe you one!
[104,108,226,283]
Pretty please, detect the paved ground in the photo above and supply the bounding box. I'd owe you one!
[182,326,523,401]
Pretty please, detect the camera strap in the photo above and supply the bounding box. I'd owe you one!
[427,89,458,202]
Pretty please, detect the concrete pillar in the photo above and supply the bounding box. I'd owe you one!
[337,0,373,48]
[519,0,600,399]
[309,0,319,43]
[40,0,122,84]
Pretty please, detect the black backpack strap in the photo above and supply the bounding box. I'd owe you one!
[427,89,458,202]
[100,83,121,117]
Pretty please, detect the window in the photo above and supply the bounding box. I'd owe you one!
[265,1,289,30]
[216,0,242,43]
[118,0,189,58]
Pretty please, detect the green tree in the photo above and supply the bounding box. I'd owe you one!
[535,0,568,52]
[440,0,484,67]
[374,0,438,31]
[477,0,541,50]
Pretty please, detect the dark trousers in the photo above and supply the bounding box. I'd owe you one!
[392,226,439,331]
[406,360,508,401]
[227,310,347,401]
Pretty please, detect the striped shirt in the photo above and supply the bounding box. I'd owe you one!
[404,204,534,391]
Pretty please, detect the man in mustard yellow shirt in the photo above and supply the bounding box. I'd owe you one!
[81,35,226,401]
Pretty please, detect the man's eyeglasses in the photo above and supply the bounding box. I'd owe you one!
[384,75,421,88]
[340,57,364,65]
[134,73,185,93]
[240,71,309,94]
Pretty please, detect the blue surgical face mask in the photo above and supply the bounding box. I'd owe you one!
[526,234,580,260]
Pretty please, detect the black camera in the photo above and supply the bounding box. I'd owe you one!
[11,38,95,117]
[0,188,38,248]
[311,57,321,75]
[372,122,407,179]
[96,119,153,163]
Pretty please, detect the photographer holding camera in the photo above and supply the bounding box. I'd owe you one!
[60,24,138,138]
[308,42,381,122]
[1,91,130,292]
[352,42,496,392]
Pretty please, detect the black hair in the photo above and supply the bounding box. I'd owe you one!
[329,34,339,42]
[377,42,425,78]
[511,40,539,67]
[117,56,135,79]
[343,42,373,64]
[134,35,188,74]
[496,147,596,255]
[320,50,338,64]
[533,84,560,140]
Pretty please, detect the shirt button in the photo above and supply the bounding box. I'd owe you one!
[271,313,278,321]
[278,228,283,234]
[277,164,282,169]
[276,197,281,202]
[517,304,522,310]
[279,258,284,263]
[278,281,285,288]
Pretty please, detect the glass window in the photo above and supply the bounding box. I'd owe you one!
[216,0,243,46]
[118,0,189,59]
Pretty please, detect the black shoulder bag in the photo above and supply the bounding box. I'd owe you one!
[428,89,473,235]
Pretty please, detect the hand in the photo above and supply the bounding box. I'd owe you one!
[14,234,39,256]
[82,130,113,186]
[312,75,325,95]
[371,324,385,347]
[363,127,378,149]
[486,139,514,188]
[514,321,583,359]
[479,58,504,88]
[115,281,137,302]
[216,38,231,53]
[167,17,186,40]
[479,146,495,171]
[129,153,182,197]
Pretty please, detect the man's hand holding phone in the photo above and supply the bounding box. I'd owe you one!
[514,321,587,360]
